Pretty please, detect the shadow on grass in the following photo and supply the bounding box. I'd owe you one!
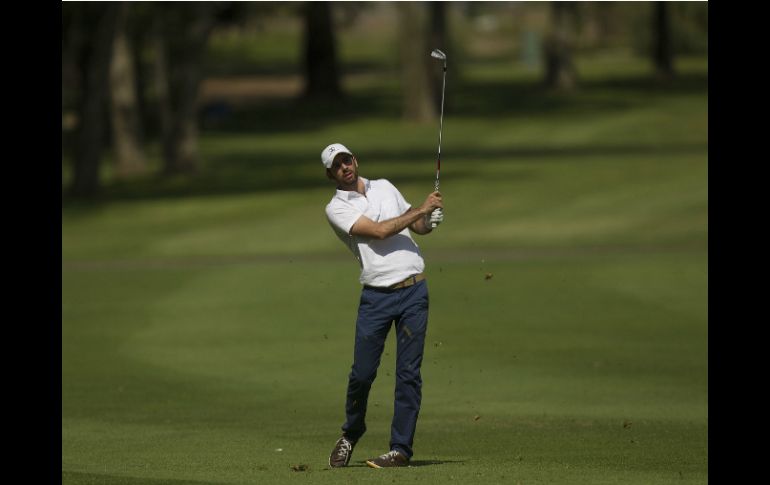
[61,138,706,209]
[200,90,401,135]
[448,71,707,118]
[204,58,383,78]
[409,459,465,467]
[346,459,464,468]
[62,69,707,207]
[194,70,708,134]
[62,471,228,485]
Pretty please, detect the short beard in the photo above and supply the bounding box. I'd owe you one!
[338,173,358,190]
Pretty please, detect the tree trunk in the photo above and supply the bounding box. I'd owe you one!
[109,2,146,178]
[150,16,173,167]
[129,14,150,153]
[165,56,203,175]
[653,2,675,81]
[302,2,342,99]
[157,3,219,175]
[397,2,435,122]
[594,2,615,48]
[61,5,82,115]
[543,2,578,91]
[71,3,120,198]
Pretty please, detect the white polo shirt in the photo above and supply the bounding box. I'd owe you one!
[326,177,425,287]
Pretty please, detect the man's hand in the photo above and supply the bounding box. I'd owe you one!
[429,208,444,228]
[418,191,443,216]
[412,191,443,234]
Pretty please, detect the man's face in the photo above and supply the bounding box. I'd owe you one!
[328,153,358,187]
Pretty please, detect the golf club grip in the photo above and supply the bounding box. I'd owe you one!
[432,175,439,228]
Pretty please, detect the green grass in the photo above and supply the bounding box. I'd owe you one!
[62,53,707,484]
[62,254,707,484]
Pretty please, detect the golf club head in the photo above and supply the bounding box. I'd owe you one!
[430,49,446,61]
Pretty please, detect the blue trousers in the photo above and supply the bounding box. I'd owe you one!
[341,279,429,459]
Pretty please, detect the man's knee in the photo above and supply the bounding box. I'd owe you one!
[349,366,378,388]
[395,365,422,386]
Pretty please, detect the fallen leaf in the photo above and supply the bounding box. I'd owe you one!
[485,273,493,280]
[623,420,633,429]
[291,464,309,472]
[474,415,481,421]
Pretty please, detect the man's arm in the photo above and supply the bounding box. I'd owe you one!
[350,191,442,240]
[408,209,434,235]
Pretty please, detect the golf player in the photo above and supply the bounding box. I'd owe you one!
[322,143,444,468]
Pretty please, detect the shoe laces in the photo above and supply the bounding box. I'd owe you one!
[336,438,353,457]
[380,450,401,460]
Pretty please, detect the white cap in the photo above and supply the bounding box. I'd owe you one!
[321,143,353,168]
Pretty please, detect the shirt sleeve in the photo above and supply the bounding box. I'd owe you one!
[326,200,363,236]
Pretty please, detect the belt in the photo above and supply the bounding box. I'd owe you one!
[366,273,425,291]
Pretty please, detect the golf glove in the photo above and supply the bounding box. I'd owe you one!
[429,208,444,228]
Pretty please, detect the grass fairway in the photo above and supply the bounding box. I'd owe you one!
[62,252,707,484]
[62,55,707,484]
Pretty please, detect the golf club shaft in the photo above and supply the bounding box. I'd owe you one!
[431,54,446,228]
[435,62,446,193]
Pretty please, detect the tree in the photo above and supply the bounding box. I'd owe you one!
[593,2,617,49]
[150,11,174,175]
[67,3,120,197]
[302,2,342,99]
[154,2,224,175]
[543,2,578,91]
[109,2,147,178]
[652,1,675,81]
[397,2,435,122]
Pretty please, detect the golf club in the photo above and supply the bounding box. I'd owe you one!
[430,48,447,228]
